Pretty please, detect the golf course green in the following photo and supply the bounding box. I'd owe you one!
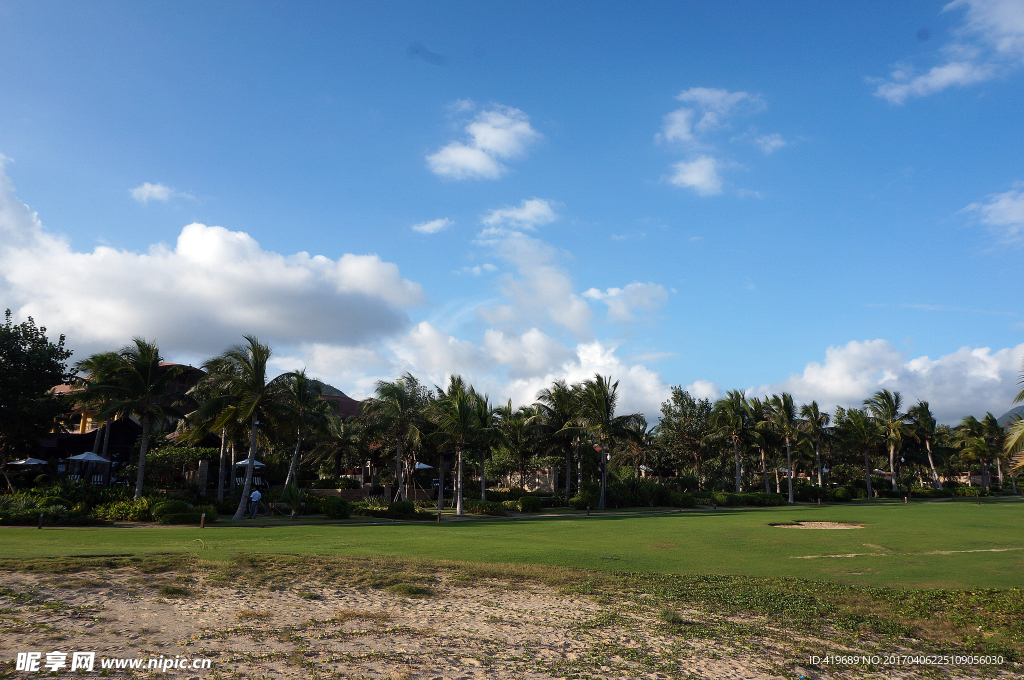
[3,500,1022,589]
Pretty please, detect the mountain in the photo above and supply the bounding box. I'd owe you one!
[310,379,350,399]
[996,405,1024,427]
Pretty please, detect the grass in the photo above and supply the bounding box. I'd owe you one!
[1,499,1021,588]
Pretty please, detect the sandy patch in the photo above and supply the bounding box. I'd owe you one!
[773,521,863,529]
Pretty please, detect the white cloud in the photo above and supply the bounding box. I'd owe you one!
[676,87,763,132]
[0,163,423,355]
[131,182,193,204]
[427,104,542,180]
[755,133,786,154]
[583,282,669,323]
[458,263,497,276]
[747,339,1024,424]
[963,182,1024,243]
[481,198,557,231]
[411,217,452,234]
[659,88,774,196]
[874,0,1024,104]
[667,156,723,196]
[685,379,720,401]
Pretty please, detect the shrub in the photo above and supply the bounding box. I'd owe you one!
[388,500,416,516]
[463,499,506,516]
[151,499,193,521]
[743,492,786,506]
[830,487,852,503]
[517,495,542,512]
[159,512,203,525]
[667,492,696,508]
[502,499,519,511]
[93,497,155,522]
[320,496,352,519]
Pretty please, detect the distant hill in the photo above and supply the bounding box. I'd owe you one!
[996,405,1024,427]
[310,379,351,399]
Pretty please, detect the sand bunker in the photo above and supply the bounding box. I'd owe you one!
[773,521,863,529]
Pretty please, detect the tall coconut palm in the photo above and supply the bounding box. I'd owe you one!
[1008,361,1024,475]
[496,402,534,489]
[362,373,430,502]
[430,375,479,515]
[202,336,291,520]
[836,406,878,500]
[864,389,908,491]
[77,339,185,499]
[577,375,640,509]
[764,393,800,503]
[745,397,773,492]
[708,390,752,494]
[533,380,585,503]
[907,401,943,489]
[798,401,830,489]
[472,389,502,501]
[281,370,333,489]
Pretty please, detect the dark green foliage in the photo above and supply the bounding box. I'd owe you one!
[0,310,74,463]
[667,491,696,508]
[387,500,415,516]
[151,499,193,520]
[517,495,542,512]
[319,496,352,519]
[830,487,852,502]
[159,512,203,525]
[141,446,219,488]
[93,497,155,521]
[464,499,506,516]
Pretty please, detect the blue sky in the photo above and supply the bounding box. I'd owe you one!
[1,0,1022,422]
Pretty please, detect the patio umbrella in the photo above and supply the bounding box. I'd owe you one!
[234,458,266,468]
[8,458,48,466]
[414,462,433,469]
[67,452,111,463]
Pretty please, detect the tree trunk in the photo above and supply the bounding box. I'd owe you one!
[565,444,572,503]
[1010,466,1018,494]
[889,442,898,490]
[134,415,152,500]
[217,427,227,502]
[455,447,464,516]
[284,426,302,489]
[92,422,104,454]
[815,442,822,488]
[864,449,873,500]
[733,439,741,493]
[230,442,237,491]
[981,460,991,490]
[924,439,942,489]
[761,448,769,492]
[480,450,486,501]
[232,418,259,521]
[395,436,405,501]
[995,456,1004,487]
[437,453,445,512]
[785,437,793,504]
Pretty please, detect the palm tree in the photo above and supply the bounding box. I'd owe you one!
[981,413,1007,488]
[708,390,752,494]
[202,336,291,520]
[798,401,830,489]
[764,393,800,503]
[362,373,430,502]
[77,339,185,499]
[907,401,943,489]
[496,402,534,489]
[864,389,908,491]
[1007,360,1024,477]
[281,369,333,489]
[430,375,479,515]
[533,380,585,504]
[836,406,878,500]
[746,397,773,492]
[577,375,640,509]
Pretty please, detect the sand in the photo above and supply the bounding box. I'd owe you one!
[0,563,1011,679]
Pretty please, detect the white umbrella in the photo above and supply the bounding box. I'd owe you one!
[8,458,48,466]
[414,462,433,469]
[67,452,111,463]
[234,458,266,468]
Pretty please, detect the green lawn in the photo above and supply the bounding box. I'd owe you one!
[2,499,1022,589]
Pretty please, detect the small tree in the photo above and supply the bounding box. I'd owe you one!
[0,310,74,486]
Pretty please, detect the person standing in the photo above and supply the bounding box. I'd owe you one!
[249,488,262,519]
